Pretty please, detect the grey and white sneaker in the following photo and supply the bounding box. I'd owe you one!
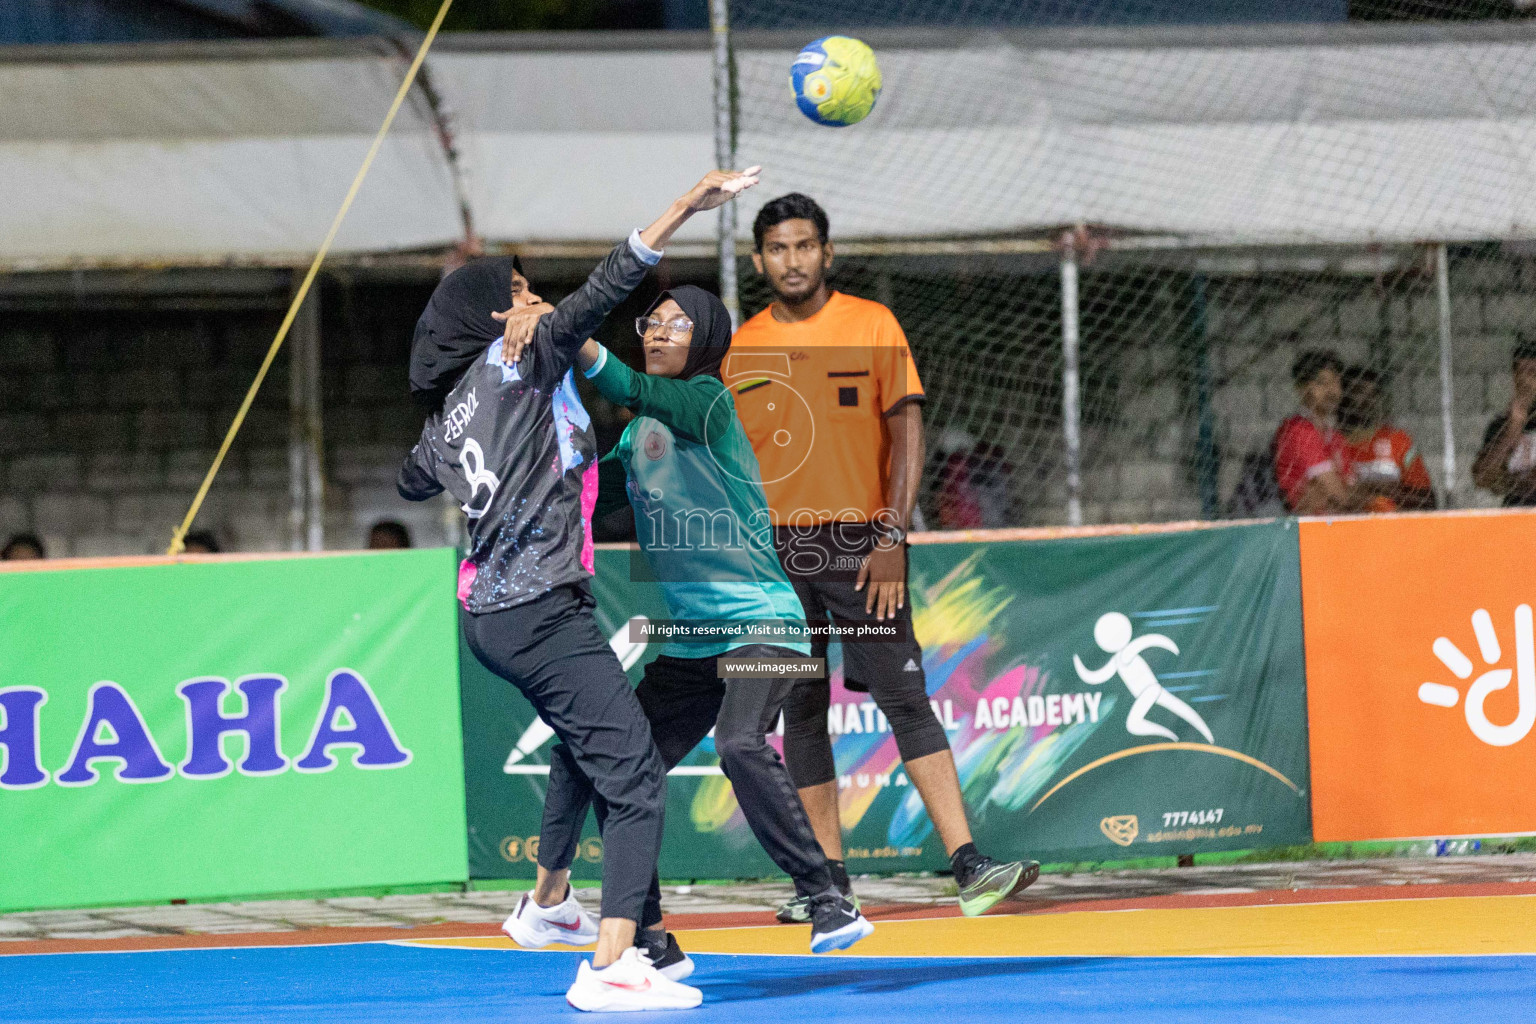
[808,891,874,953]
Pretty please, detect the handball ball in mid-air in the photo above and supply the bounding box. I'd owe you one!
[790,36,882,127]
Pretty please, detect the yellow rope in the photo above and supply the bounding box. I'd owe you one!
[168,0,457,555]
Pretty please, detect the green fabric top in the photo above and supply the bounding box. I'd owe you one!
[587,345,809,659]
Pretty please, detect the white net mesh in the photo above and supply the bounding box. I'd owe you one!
[723,2,1536,525]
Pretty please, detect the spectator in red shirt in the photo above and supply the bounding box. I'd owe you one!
[1337,366,1436,512]
[1272,349,1384,514]
[1272,350,1346,512]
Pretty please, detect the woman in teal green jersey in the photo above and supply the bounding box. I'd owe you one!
[507,285,873,971]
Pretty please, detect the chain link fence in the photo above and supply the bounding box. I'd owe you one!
[720,0,1536,528]
[740,245,1534,528]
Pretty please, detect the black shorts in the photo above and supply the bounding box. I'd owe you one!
[773,524,925,694]
[773,525,949,789]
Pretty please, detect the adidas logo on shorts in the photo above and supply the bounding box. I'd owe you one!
[903,658,920,672]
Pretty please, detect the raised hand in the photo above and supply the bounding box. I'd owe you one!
[684,166,763,212]
[1514,374,1536,422]
[640,166,765,255]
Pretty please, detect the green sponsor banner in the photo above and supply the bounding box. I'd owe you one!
[0,550,468,911]
[464,522,1311,880]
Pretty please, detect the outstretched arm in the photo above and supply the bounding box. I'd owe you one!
[493,167,761,382]
[640,166,761,251]
[580,342,732,445]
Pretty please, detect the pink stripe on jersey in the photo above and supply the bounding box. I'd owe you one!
[457,559,478,607]
[579,461,599,575]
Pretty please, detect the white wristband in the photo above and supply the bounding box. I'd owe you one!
[583,344,610,379]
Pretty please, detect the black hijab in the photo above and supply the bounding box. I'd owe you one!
[409,255,523,414]
[647,285,732,381]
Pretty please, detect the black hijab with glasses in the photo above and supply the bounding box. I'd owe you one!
[642,285,732,381]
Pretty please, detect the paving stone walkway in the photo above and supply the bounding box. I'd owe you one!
[5,854,1534,943]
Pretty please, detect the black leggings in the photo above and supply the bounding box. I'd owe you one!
[540,644,833,929]
[462,583,666,926]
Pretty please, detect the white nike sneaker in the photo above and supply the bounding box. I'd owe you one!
[565,946,703,1012]
[501,889,599,948]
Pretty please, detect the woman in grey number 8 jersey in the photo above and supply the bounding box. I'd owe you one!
[398,167,759,1014]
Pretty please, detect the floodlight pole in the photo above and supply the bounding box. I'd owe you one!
[1435,243,1457,508]
[709,0,739,330]
[1060,231,1083,527]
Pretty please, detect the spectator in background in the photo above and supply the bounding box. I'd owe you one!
[1336,366,1436,512]
[933,429,984,529]
[1,534,45,560]
[1272,349,1349,514]
[181,531,222,554]
[969,443,1014,527]
[1472,336,1536,506]
[934,436,1014,530]
[1273,351,1422,516]
[1225,452,1286,517]
[368,520,412,549]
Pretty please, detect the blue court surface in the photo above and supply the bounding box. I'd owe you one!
[4,943,1533,1023]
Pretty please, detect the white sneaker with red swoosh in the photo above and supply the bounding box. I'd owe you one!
[501,889,599,948]
[566,946,703,1012]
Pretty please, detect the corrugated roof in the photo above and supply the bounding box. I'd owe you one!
[2,23,1535,268]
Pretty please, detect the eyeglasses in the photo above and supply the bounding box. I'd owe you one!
[635,316,693,339]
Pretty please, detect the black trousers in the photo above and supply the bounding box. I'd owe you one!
[540,644,833,929]
[462,582,666,925]
[775,525,950,789]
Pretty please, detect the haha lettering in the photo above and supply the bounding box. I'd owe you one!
[0,669,410,790]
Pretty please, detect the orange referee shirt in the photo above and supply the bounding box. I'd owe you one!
[728,291,924,526]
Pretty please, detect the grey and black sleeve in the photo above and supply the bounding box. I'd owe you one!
[518,239,654,390]
[397,426,445,501]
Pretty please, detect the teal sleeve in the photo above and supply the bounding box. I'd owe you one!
[588,346,733,445]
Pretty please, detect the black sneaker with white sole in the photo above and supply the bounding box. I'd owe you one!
[635,929,695,982]
[777,888,859,924]
[808,891,874,953]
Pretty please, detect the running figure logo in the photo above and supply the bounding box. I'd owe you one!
[1074,612,1214,744]
[1418,605,1536,747]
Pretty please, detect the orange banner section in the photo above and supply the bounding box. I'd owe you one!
[1300,511,1536,841]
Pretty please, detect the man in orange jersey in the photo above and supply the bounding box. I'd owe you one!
[1336,366,1436,513]
[729,193,1037,922]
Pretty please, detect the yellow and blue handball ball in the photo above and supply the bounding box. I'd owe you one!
[790,35,882,127]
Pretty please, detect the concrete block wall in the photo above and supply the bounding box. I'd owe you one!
[0,282,461,559]
[1034,256,1536,526]
[0,262,680,559]
[8,257,1535,552]
[1205,263,1535,514]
